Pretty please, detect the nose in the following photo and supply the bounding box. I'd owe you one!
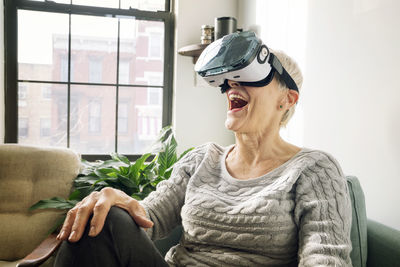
[227,80,241,88]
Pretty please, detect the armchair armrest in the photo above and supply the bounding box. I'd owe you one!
[367,219,400,267]
[17,234,62,267]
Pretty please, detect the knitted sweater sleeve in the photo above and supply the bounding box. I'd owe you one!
[294,152,353,267]
[139,145,206,241]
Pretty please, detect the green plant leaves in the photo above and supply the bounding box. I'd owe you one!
[111,152,130,165]
[29,197,78,211]
[129,153,151,180]
[29,125,193,213]
[157,132,178,177]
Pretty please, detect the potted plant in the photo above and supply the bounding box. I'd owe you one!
[30,126,193,231]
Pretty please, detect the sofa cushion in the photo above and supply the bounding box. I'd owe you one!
[0,144,80,261]
[346,176,368,267]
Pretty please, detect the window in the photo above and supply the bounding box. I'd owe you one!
[42,85,52,99]
[148,31,163,58]
[88,57,103,83]
[119,60,130,84]
[138,115,160,140]
[5,0,174,160]
[60,55,68,82]
[136,105,162,141]
[18,84,27,99]
[118,102,129,134]
[18,118,29,138]
[60,55,75,82]
[18,84,27,107]
[148,87,162,105]
[121,0,166,11]
[88,100,101,134]
[40,118,51,137]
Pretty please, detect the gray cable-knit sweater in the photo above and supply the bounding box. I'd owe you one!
[141,143,352,266]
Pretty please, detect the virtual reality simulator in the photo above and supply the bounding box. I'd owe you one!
[195,31,299,94]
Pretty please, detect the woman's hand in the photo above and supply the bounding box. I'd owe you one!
[56,187,153,242]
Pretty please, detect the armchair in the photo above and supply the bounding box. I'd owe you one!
[0,144,81,267]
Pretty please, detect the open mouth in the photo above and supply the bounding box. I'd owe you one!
[228,93,249,111]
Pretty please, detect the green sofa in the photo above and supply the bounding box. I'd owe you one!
[155,176,400,267]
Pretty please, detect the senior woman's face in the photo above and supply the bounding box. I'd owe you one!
[224,77,285,133]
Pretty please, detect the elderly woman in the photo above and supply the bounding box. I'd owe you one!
[55,31,352,267]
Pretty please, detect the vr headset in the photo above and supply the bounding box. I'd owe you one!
[194,31,298,94]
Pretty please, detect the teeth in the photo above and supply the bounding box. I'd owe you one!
[228,94,247,101]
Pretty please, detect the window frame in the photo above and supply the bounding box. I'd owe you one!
[4,0,175,161]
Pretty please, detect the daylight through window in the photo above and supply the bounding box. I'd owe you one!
[5,0,173,159]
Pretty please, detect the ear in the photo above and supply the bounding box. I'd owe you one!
[286,89,299,108]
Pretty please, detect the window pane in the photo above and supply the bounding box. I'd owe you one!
[118,59,130,84]
[42,84,52,99]
[120,18,164,86]
[88,57,103,83]
[148,87,162,105]
[71,15,118,84]
[18,82,68,147]
[18,118,29,138]
[40,118,51,137]
[70,85,116,154]
[72,0,118,8]
[18,10,69,82]
[149,32,162,58]
[60,55,76,81]
[118,87,163,154]
[121,0,166,11]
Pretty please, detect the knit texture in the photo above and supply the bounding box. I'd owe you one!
[141,143,352,266]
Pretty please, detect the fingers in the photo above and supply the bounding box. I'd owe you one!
[88,191,113,237]
[56,188,154,243]
[125,199,154,229]
[57,207,77,241]
[57,192,100,242]
[69,201,96,242]
[132,213,154,228]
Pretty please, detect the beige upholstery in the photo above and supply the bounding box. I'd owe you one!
[0,144,80,262]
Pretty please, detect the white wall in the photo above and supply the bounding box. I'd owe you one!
[304,0,400,230]
[238,0,400,230]
[238,0,308,146]
[173,0,237,152]
[0,1,4,144]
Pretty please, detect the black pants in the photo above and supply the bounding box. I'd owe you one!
[54,206,169,267]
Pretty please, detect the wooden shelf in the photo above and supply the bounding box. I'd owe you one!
[178,43,209,63]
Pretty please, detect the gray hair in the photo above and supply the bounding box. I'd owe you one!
[270,50,303,127]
